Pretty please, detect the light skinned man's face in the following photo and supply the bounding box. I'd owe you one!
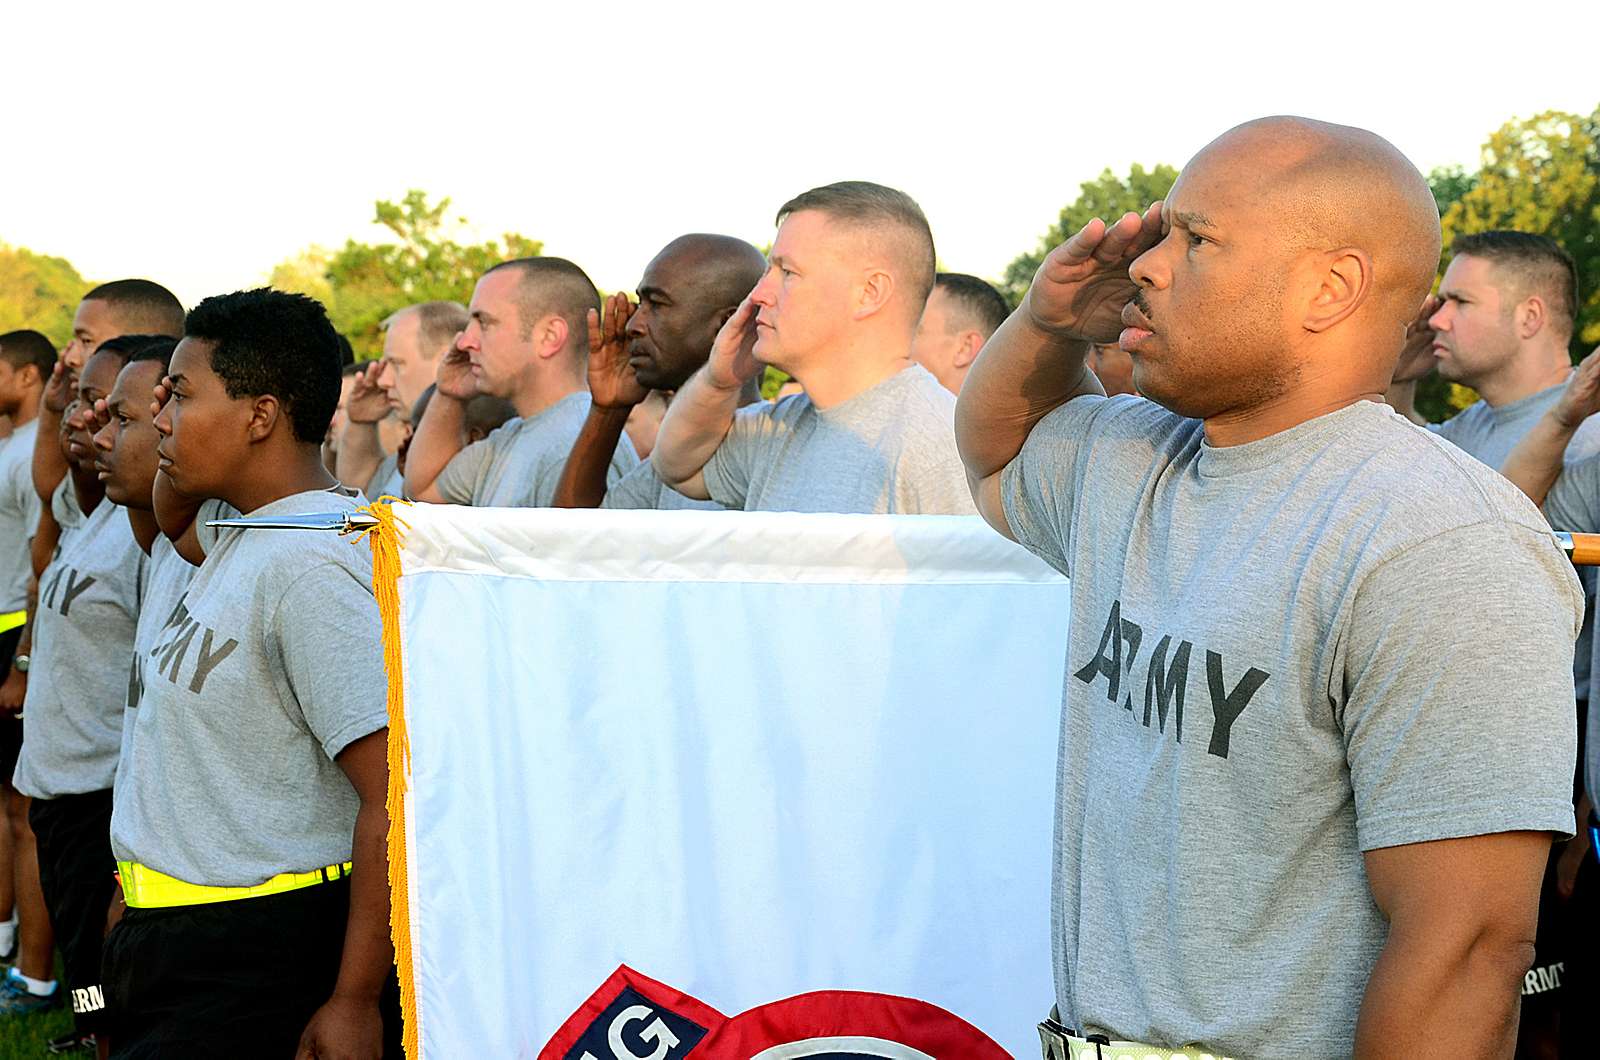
[910,287,982,394]
[748,211,856,375]
[378,310,435,411]
[1428,255,1522,387]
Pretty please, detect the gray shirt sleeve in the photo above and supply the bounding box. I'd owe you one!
[998,395,1116,576]
[435,431,506,506]
[699,404,778,511]
[1340,521,1580,850]
[1546,452,1600,534]
[271,561,388,760]
[601,462,666,510]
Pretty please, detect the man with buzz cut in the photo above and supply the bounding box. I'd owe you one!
[652,181,974,515]
[106,288,398,1056]
[552,233,768,510]
[958,117,1578,1057]
[405,257,638,507]
[910,272,1009,395]
[31,280,185,533]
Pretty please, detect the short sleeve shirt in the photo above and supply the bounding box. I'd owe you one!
[1001,395,1580,1056]
[436,392,638,507]
[110,488,388,886]
[0,421,41,613]
[15,500,146,798]
[694,365,975,514]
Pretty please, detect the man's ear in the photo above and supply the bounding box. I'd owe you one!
[853,268,896,321]
[1302,248,1372,334]
[1515,294,1549,340]
[534,315,571,360]
[952,330,986,370]
[247,394,281,443]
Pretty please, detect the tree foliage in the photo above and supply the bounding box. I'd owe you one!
[271,190,543,359]
[1439,106,1600,352]
[0,242,90,349]
[1001,163,1180,307]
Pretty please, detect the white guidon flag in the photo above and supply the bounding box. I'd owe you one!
[379,506,1070,1059]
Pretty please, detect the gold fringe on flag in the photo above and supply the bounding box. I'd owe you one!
[354,497,419,1060]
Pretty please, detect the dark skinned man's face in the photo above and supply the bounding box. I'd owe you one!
[153,337,252,500]
[92,360,165,510]
[1122,145,1303,420]
[625,254,732,392]
[65,349,125,468]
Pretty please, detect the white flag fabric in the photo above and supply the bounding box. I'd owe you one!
[380,506,1071,1058]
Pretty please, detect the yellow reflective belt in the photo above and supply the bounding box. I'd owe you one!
[117,859,353,909]
[1039,1022,1236,1060]
[0,611,25,636]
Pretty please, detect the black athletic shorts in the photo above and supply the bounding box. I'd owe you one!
[29,788,116,1034]
[0,626,22,783]
[104,875,402,1058]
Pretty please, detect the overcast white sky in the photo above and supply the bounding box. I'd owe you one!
[4,0,1596,309]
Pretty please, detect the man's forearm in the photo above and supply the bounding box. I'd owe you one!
[954,310,1098,480]
[652,368,741,488]
[1501,412,1579,507]
[335,421,386,493]
[403,396,469,499]
[1354,923,1531,1057]
[29,407,64,501]
[553,404,633,508]
[330,798,394,1003]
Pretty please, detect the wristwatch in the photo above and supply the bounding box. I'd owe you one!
[11,655,27,674]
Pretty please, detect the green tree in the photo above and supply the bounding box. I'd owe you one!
[1001,163,1179,307]
[1427,165,1478,218]
[0,242,90,348]
[272,190,543,359]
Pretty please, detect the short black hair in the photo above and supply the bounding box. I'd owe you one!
[93,333,172,370]
[1451,231,1581,338]
[933,273,1009,337]
[484,257,601,355]
[183,288,343,444]
[336,333,356,369]
[0,329,58,380]
[83,279,186,337]
[126,337,179,372]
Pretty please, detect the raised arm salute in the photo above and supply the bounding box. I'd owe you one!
[955,204,1160,536]
[958,117,1581,1059]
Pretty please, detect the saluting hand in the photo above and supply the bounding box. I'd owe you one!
[43,361,76,415]
[1392,294,1443,384]
[434,343,478,402]
[150,376,174,419]
[1554,346,1600,431]
[1026,203,1165,343]
[705,296,762,392]
[587,292,647,411]
[346,362,398,425]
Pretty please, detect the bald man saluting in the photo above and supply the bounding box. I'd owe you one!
[958,117,1581,1058]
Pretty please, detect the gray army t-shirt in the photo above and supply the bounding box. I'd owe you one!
[602,460,722,511]
[1541,454,1600,811]
[114,532,199,800]
[436,392,637,507]
[692,364,975,514]
[15,500,146,799]
[110,488,388,886]
[1002,395,1579,1057]
[0,420,41,613]
[1433,377,1600,699]
[364,453,405,502]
